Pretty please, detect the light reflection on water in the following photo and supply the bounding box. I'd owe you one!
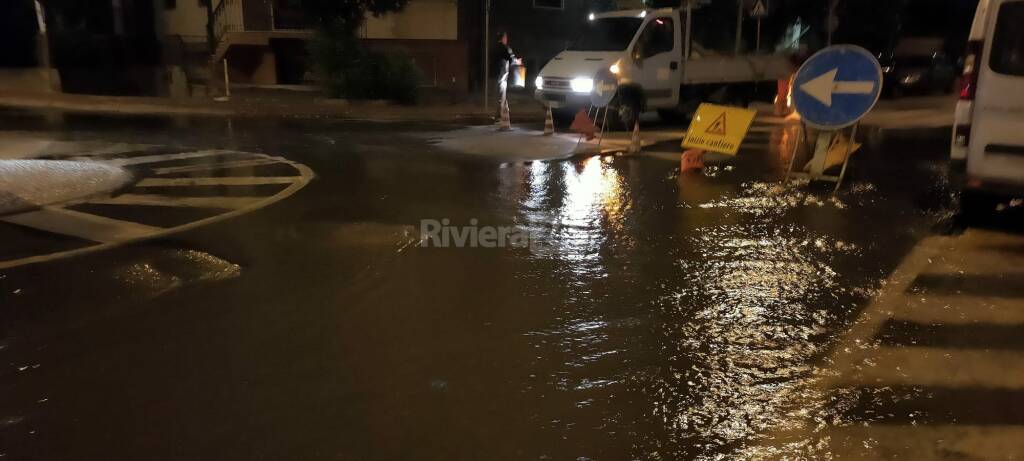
[515,151,870,459]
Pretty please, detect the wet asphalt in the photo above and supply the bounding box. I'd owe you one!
[0,109,976,459]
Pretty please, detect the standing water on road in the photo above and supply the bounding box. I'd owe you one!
[0,112,952,459]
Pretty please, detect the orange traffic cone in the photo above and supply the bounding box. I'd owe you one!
[627,120,641,154]
[543,107,555,136]
[570,109,597,140]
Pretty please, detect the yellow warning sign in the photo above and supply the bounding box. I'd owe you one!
[706,112,728,135]
[682,103,757,155]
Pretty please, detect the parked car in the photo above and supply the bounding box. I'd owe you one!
[879,38,958,97]
[951,0,1024,215]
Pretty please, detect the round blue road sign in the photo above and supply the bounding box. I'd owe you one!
[792,45,882,129]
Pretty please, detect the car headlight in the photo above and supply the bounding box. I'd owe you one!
[570,77,594,93]
[535,76,544,90]
[609,62,621,75]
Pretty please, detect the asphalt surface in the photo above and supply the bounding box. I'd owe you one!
[0,107,1003,460]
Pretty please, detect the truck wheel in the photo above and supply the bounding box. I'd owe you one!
[959,190,996,224]
[657,109,686,124]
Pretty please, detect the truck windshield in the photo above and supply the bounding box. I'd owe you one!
[569,18,644,52]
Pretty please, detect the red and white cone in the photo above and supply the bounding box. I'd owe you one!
[498,100,512,131]
[627,120,641,154]
[543,107,555,136]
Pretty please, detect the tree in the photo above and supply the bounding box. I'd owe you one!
[300,0,411,32]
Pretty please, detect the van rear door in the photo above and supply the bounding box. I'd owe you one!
[970,0,1024,185]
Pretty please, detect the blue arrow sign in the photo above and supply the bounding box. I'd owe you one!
[792,45,883,129]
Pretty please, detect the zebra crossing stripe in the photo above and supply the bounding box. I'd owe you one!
[153,158,284,175]
[86,194,262,209]
[135,176,300,187]
[834,346,1024,389]
[893,295,1024,325]
[0,149,314,270]
[1,207,162,243]
[98,150,229,167]
[823,425,1024,459]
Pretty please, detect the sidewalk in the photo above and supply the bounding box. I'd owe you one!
[0,88,548,123]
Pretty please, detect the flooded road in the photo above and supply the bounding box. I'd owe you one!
[0,111,954,459]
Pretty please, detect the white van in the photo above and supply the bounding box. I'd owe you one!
[951,0,1024,211]
[534,8,792,127]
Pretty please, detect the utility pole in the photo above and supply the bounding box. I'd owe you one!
[33,0,50,70]
[735,0,743,55]
[484,0,491,113]
[827,0,838,46]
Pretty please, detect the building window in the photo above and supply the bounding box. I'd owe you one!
[164,0,176,10]
[533,0,564,10]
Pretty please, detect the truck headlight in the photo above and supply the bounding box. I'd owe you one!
[535,76,544,90]
[570,77,594,93]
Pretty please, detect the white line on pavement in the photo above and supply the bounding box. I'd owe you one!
[824,425,1024,460]
[1,207,162,243]
[135,176,300,187]
[834,346,1024,389]
[152,158,284,175]
[99,150,232,167]
[86,194,261,209]
[0,161,314,270]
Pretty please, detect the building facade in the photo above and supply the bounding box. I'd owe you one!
[153,0,469,91]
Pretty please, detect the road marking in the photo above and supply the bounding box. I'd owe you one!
[1,207,163,243]
[135,176,300,187]
[99,150,230,167]
[835,347,1024,389]
[86,194,261,209]
[894,295,1024,325]
[824,425,1024,459]
[0,156,311,270]
[153,158,284,175]
[800,69,876,107]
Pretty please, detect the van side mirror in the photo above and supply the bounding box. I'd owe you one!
[632,45,644,66]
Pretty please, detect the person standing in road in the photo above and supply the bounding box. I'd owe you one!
[494,31,521,121]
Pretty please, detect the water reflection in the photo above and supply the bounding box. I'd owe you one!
[514,148,872,459]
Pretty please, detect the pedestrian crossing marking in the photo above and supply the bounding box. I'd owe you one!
[136,176,300,187]
[98,149,227,167]
[153,158,284,175]
[834,347,1024,389]
[86,194,262,210]
[1,207,162,243]
[0,148,313,270]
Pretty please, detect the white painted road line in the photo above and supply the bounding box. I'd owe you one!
[825,425,1024,460]
[99,150,231,167]
[1,207,162,243]
[135,176,300,187]
[86,194,261,209]
[835,346,1024,389]
[895,295,1024,325]
[152,158,284,175]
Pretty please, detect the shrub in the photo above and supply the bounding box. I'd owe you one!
[310,25,421,104]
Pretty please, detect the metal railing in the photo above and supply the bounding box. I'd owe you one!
[212,0,245,46]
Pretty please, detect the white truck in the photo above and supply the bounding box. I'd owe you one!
[534,7,794,127]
